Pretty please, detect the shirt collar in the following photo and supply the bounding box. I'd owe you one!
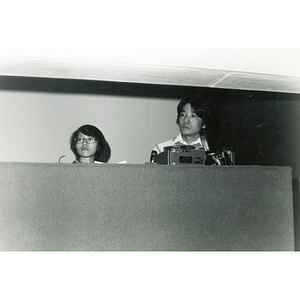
[173,133,203,146]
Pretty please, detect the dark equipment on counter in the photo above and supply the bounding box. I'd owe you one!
[151,146,234,165]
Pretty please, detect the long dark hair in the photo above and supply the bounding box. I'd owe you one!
[70,124,107,162]
[176,96,220,150]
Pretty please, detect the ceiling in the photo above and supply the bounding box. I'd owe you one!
[1,53,300,94]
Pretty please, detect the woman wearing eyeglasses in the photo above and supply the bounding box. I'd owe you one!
[70,124,110,163]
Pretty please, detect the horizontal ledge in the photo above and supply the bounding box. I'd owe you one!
[1,56,300,93]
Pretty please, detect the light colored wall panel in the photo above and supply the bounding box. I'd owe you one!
[0,90,179,163]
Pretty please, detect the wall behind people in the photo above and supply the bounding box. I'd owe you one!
[0,80,299,170]
[0,90,179,164]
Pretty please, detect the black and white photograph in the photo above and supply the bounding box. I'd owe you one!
[0,1,299,299]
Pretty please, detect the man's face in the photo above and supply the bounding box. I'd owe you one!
[178,103,204,138]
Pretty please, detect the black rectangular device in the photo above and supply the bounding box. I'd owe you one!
[153,146,235,165]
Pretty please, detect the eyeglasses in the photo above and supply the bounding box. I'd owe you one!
[75,137,97,144]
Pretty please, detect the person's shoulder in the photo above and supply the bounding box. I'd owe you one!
[157,137,176,147]
[154,136,178,153]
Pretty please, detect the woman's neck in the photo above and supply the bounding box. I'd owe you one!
[79,157,95,163]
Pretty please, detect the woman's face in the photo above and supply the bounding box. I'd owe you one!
[178,103,204,139]
[75,132,99,160]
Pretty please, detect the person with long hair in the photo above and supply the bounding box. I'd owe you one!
[70,124,109,163]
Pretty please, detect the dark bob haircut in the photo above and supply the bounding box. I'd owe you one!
[176,95,220,150]
[70,124,107,162]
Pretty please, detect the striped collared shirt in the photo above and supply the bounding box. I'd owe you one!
[153,133,204,154]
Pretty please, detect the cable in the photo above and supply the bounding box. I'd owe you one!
[58,155,80,163]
